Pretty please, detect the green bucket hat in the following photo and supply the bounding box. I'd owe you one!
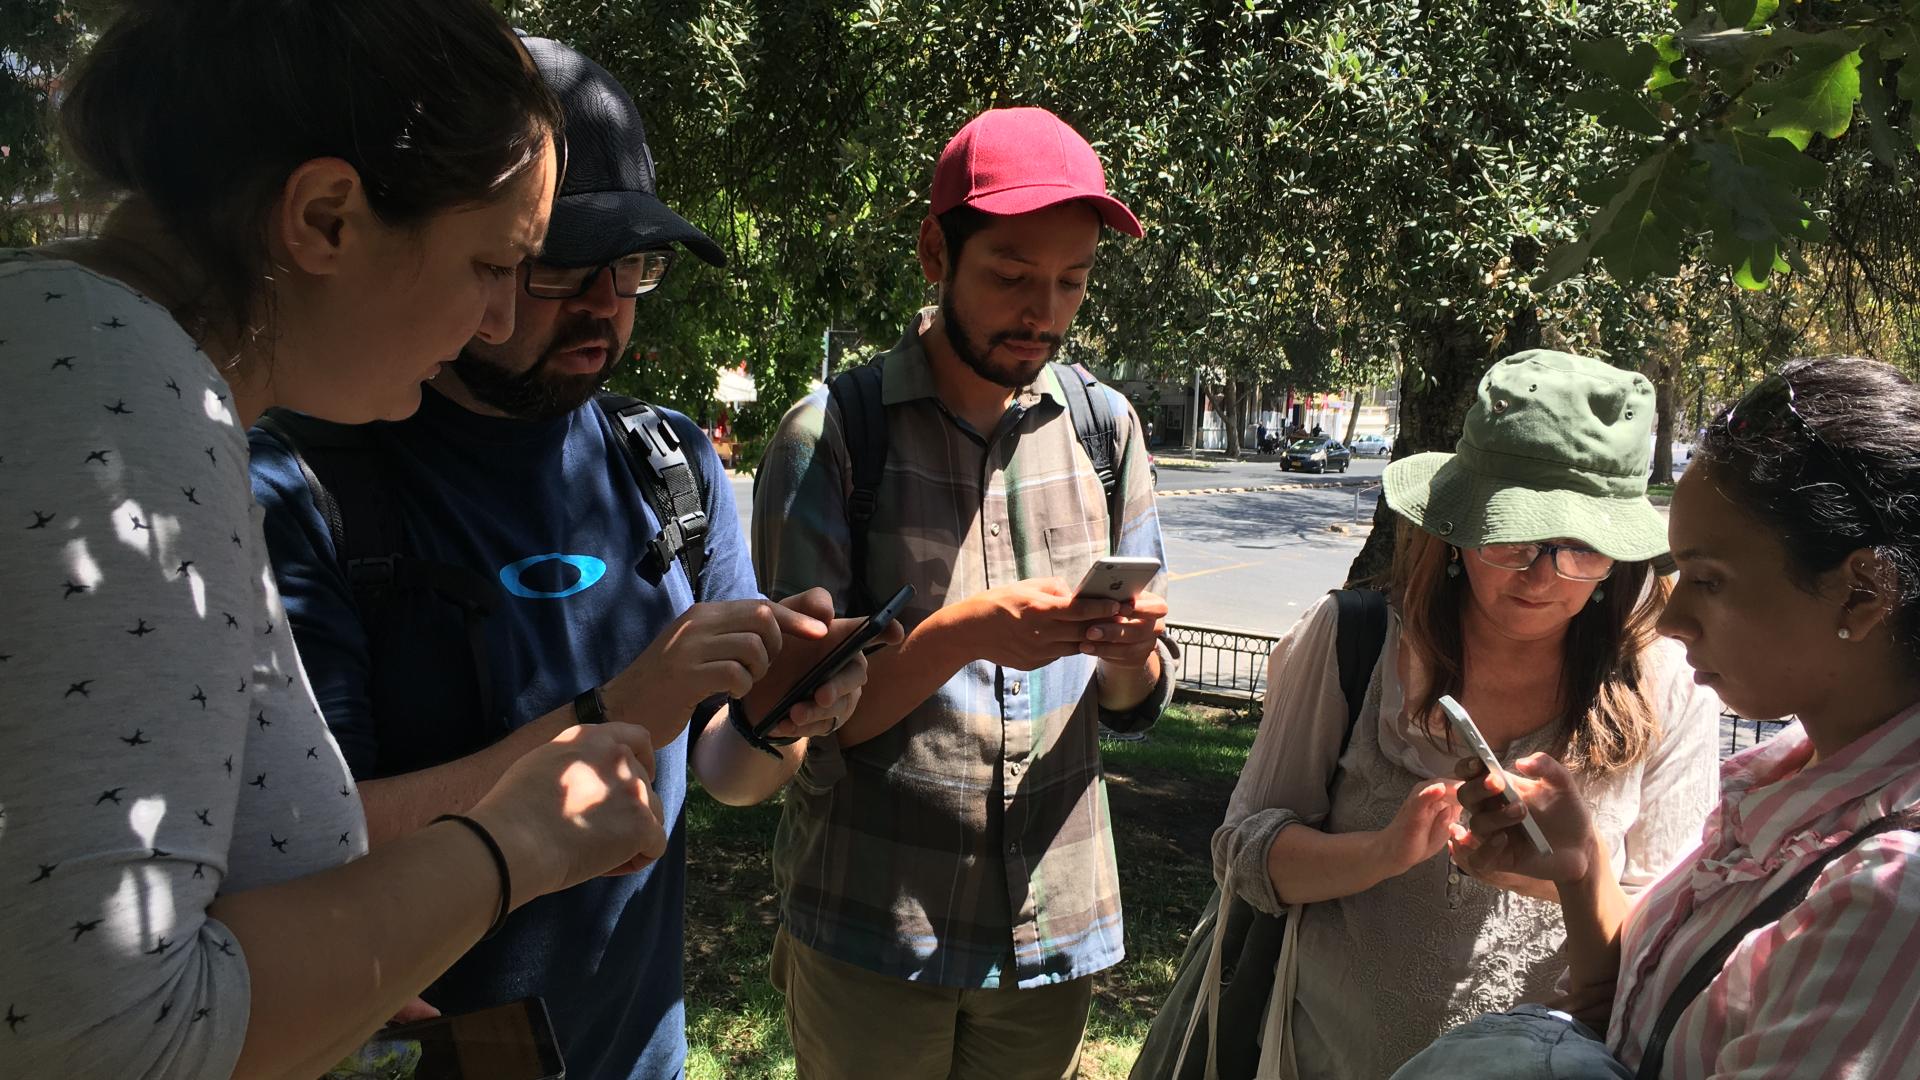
[1382,349,1667,562]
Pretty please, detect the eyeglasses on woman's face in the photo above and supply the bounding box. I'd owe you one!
[1473,542,1615,582]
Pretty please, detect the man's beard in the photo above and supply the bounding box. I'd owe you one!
[449,315,619,421]
[939,284,1063,389]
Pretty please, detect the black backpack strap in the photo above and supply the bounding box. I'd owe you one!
[1634,806,1920,1080]
[1330,588,1390,757]
[597,394,709,598]
[255,407,504,727]
[828,363,887,614]
[1050,361,1119,511]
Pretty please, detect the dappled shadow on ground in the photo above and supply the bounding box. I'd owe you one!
[1158,488,1381,550]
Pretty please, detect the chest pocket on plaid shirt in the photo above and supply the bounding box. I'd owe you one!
[1043,515,1111,586]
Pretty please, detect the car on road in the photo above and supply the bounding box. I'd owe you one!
[1349,433,1391,457]
[1280,436,1352,473]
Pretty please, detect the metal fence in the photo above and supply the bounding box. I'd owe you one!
[1165,622,1274,714]
[1166,620,1788,759]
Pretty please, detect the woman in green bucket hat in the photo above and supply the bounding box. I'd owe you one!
[1183,351,1721,1080]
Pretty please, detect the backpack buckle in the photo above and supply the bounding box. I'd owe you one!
[847,488,878,524]
[675,509,708,543]
[647,510,707,577]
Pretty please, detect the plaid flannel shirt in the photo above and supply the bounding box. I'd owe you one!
[751,310,1173,989]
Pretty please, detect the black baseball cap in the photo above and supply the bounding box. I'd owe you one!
[519,36,725,269]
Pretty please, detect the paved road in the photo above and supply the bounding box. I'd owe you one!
[730,471,1378,639]
[1154,454,1387,493]
[1159,484,1379,635]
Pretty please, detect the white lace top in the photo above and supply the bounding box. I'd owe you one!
[1212,594,1722,1080]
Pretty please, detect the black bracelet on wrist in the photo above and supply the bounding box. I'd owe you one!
[573,686,608,725]
[434,814,511,940]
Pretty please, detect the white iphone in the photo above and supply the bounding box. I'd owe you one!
[1438,695,1553,856]
[1073,556,1162,602]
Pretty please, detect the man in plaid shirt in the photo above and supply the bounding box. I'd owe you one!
[751,107,1175,1078]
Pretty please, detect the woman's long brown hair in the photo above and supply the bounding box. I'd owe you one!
[1386,518,1670,773]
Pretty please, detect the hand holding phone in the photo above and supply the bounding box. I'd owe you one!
[1072,556,1162,602]
[1438,695,1553,856]
[734,585,913,747]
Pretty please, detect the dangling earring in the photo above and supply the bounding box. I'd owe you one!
[1838,627,1852,640]
[1446,548,1462,579]
[1591,586,1605,604]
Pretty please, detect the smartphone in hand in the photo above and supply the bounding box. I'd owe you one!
[1072,556,1161,603]
[1438,695,1553,856]
[328,997,563,1080]
[738,584,914,739]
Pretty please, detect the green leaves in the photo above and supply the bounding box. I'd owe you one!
[1715,0,1778,33]
[1552,5,1910,292]
[1696,132,1827,288]
[1745,36,1864,149]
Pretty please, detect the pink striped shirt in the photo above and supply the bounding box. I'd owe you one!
[1612,701,1920,1079]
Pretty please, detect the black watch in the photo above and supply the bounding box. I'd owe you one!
[573,686,608,725]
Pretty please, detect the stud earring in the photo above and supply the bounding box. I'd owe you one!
[1838,627,1852,641]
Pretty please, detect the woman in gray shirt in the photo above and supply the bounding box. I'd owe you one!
[0,5,671,1077]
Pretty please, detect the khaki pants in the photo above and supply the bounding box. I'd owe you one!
[771,927,1094,1080]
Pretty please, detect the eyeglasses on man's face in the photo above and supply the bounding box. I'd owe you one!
[522,249,674,300]
[1473,542,1616,582]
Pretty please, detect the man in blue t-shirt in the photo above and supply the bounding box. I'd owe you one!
[249,38,878,1080]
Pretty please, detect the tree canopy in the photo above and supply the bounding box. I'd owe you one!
[5,0,1914,581]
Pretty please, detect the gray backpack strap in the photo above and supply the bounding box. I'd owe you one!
[1050,360,1120,509]
[1330,588,1390,752]
[827,362,887,614]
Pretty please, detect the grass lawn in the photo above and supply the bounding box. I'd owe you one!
[682,704,1257,1080]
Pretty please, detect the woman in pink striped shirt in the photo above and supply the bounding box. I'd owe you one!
[1398,355,1920,1080]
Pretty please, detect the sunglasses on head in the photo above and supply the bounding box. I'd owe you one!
[1725,372,1894,538]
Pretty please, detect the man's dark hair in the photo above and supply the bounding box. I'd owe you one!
[935,204,997,270]
[61,0,562,337]
[1696,356,1920,664]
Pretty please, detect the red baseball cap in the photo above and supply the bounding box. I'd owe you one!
[930,107,1143,238]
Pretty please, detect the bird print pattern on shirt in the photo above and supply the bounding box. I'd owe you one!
[0,254,367,1070]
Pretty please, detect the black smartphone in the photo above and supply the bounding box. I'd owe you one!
[327,997,564,1080]
[748,583,915,739]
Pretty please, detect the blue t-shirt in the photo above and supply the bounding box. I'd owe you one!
[249,386,757,1080]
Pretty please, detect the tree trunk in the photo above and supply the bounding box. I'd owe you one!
[1222,376,1243,456]
[1341,386,1362,445]
[1650,356,1676,485]
[1344,308,1530,587]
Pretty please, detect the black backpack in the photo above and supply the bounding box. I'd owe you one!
[827,359,1121,612]
[254,393,709,727]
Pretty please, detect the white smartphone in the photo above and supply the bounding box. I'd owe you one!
[1073,556,1162,602]
[1437,695,1553,856]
